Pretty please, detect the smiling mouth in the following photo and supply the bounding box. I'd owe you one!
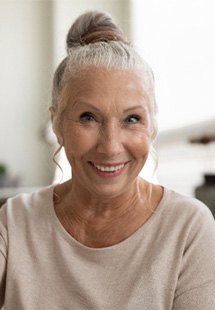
[89,162,126,172]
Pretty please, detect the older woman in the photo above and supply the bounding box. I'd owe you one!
[0,11,215,310]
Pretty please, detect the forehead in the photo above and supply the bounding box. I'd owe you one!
[67,67,145,97]
[63,67,148,112]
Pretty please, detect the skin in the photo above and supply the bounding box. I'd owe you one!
[52,67,163,248]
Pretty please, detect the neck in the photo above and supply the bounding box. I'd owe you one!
[54,178,159,248]
[57,177,146,218]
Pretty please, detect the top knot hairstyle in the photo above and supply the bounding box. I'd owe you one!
[66,11,127,47]
[51,11,158,140]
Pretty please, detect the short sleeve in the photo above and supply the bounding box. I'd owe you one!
[173,205,215,310]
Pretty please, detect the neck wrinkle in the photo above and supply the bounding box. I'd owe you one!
[55,177,149,225]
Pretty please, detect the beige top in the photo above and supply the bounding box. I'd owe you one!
[0,185,215,309]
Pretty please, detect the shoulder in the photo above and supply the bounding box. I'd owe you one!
[161,190,215,302]
[0,185,54,230]
[162,187,214,222]
[6,185,53,205]
[157,187,215,248]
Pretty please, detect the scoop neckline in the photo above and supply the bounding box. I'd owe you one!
[47,184,169,253]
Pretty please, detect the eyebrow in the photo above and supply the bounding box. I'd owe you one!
[124,105,147,113]
[74,101,147,113]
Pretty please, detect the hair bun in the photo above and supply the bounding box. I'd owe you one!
[66,11,127,48]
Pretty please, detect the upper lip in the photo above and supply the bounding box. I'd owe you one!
[89,161,129,167]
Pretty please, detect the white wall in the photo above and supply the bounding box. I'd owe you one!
[130,0,215,131]
[0,1,54,186]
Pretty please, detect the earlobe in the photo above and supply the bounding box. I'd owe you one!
[56,135,63,146]
[53,125,64,146]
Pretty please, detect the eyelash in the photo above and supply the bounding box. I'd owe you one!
[124,114,141,124]
[80,112,97,122]
[79,112,141,125]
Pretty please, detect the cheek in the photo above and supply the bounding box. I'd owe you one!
[63,124,97,157]
[126,131,151,157]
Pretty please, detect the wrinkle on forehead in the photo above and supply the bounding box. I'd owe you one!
[62,67,149,116]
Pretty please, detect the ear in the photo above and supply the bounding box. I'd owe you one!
[49,106,56,123]
[49,106,64,146]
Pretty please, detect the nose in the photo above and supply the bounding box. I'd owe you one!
[96,121,124,157]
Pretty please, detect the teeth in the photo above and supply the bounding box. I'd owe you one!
[93,163,125,172]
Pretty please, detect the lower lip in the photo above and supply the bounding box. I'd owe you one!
[89,163,128,178]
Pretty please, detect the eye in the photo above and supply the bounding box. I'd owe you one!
[80,112,97,122]
[125,114,141,124]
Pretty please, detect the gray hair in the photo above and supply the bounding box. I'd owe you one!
[51,11,158,139]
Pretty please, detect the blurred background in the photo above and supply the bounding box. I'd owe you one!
[0,0,215,207]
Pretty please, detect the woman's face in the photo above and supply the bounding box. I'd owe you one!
[58,68,152,198]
